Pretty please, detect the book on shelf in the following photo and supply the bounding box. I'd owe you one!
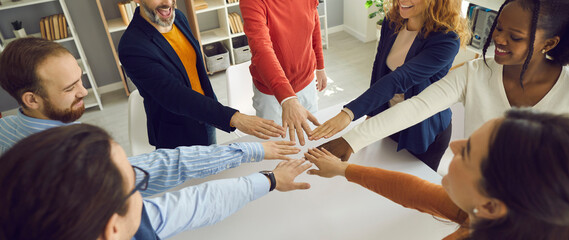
[42,17,51,40]
[61,14,68,38]
[39,14,68,40]
[194,0,208,10]
[53,15,60,40]
[228,13,243,34]
[40,17,46,40]
[118,0,139,26]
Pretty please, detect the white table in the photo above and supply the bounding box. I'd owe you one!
[169,104,458,240]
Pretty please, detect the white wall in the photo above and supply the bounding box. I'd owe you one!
[343,0,378,42]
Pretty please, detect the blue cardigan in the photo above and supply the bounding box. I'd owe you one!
[345,18,459,154]
[119,8,237,149]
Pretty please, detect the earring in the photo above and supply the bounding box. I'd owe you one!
[473,208,479,215]
[541,49,547,54]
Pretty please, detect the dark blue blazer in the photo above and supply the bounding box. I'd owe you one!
[345,18,459,154]
[119,8,237,149]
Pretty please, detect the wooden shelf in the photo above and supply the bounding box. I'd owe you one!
[200,28,229,44]
[3,33,72,45]
[108,18,128,33]
[226,2,239,8]
[229,32,245,38]
[0,0,56,11]
[196,0,225,14]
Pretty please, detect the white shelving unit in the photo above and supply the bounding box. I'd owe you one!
[318,0,328,49]
[0,0,103,110]
[194,0,251,72]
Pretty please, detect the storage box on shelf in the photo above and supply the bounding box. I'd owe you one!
[0,0,103,110]
[203,41,230,73]
[231,35,251,64]
[194,0,255,73]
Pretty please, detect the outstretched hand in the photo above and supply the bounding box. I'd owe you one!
[309,111,351,140]
[261,141,300,160]
[281,98,320,146]
[304,148,349,178]
[231,112,285,139]
[317,137,354,162]
[272,159,312,191]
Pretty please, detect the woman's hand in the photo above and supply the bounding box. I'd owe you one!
[316,137,354,162]
[309,111,351,141]
[304,148,349,178]
[261,141,300,160]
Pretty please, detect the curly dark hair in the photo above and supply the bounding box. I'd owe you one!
[482,0,569,85]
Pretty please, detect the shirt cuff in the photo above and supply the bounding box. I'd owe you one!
[249,173,271,200]
[341,108,354,121]
[280,96,298,106]
[231,142,264,163]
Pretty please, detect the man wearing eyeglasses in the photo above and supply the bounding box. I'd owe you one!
[0,38,301,197]
[0,124,312,239]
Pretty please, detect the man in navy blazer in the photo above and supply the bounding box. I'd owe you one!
[119,0,284,149]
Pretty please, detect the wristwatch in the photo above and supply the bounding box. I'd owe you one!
[259,170,276,192]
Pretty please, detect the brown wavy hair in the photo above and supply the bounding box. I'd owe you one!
[386,0,471,47]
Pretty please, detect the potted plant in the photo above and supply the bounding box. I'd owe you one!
[365,0,388,28]
[11,20,27,38]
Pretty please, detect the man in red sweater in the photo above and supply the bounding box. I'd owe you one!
[241,0,328,146]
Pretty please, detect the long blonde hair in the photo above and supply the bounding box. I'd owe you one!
[386,0,471,47]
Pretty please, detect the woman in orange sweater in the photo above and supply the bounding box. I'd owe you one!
[305,108,569,239]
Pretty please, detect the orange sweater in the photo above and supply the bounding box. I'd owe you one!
[240,0,325,103]
[162,24,205,95]
[346,164,470,240]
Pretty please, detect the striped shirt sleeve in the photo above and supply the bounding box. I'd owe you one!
[128,142,264,196]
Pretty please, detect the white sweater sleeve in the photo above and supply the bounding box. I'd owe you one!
[343,64,470,153]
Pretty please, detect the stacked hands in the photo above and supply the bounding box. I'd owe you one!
[261,139,352,192]
[231,71,331,146]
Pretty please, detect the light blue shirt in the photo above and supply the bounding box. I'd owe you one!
[142,173,269,239]
[1,109,271,238]
[130,142,265,196]
[0,109,266,196]
[0,109,72,154]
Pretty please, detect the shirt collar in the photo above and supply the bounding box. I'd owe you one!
[17,108,77,128]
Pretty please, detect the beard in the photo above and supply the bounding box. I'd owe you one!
[140,0,176,27]
[43,97,85,123]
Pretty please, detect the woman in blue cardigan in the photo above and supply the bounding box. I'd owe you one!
[311,0,470,170]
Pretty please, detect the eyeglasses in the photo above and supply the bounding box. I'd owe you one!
[126,166,149,199]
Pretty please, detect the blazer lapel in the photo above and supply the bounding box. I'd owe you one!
[132,8,190,87]
[151,33,190,87]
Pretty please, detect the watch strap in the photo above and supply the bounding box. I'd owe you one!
[259,171,276,192]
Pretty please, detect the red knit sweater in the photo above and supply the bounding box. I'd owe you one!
[241,0,325,103]
[346,164,470,239]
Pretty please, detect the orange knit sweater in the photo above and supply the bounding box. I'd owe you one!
[346,164,470,239]
[240,0,325,103]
